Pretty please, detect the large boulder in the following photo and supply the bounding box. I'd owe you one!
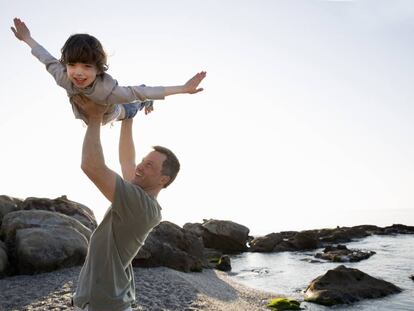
[19,195,96,230]
[133,221,204,272]
[1,210,92,275]
[0,195,23,224]
[16,226,88,274]
[249,233,283,252]
[201,219,250,252]
[304,265,401,306]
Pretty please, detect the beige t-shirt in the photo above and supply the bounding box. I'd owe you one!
[73,175,162,311]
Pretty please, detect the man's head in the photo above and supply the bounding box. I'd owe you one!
[60,34,108,88]
[132,146,180,195]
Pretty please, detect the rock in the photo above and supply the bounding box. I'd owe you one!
[267,297,301,310]
[318,226,371,244]
[201,219,250,252]
[133,221,204,272]
[0,195,22,224]
[19,196,96,230]
[16,226,88,274]
[304,265,401,306]
[203,248,224,268]
[410,275,414,281]
[0,240,8,275]
[1,210,92,242]
[183,222,205,237]
[288,231,319,250]
[249,233,283,252]
[315,244,376,262]
[381,224,414,235]
[1,210,92,275]
[215,255,231,272]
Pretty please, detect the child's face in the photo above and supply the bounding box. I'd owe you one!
[66,63,98,88]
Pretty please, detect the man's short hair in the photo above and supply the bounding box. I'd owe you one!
[153,146,180,188]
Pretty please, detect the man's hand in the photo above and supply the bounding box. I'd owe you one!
[183,71,207,94]
[72,95,108,124]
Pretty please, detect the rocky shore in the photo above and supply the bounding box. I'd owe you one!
[1,194,413,309]
[0,266,276,311]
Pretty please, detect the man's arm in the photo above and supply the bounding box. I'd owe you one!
[119,119,136,182]
[11,18,39,49]
[75,95,118,202]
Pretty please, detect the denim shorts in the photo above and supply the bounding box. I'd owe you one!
[123,101,154,119]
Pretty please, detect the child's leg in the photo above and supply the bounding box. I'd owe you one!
[117,101,154,121]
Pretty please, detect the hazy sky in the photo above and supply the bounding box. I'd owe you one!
[1,0,414,235]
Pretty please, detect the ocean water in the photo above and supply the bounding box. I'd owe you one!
[229,235,414,310]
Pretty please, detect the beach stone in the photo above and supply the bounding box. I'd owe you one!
[1,210,92,275]
[249,233,283,252]
[304,265,401,306]
[315,244,376,262]
[215,255,231,272]
[19,195,96,230]
[0,195,22,224]
[410,275,414,281]
[183,222,205,237]
[134,221,204,272]
[0,240,8,275]
[16,226,88,274]
[201,219,250,252]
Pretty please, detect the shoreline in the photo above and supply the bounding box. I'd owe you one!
[0,266,277,311]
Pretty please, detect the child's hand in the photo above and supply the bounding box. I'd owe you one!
[11,18,31,42]
[144,105,154,115]
[184,71,207,94]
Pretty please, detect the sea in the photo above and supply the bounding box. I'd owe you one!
[229,233,414,310]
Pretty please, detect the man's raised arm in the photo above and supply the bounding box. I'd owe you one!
[74,95,117,202]
[119,119,136,182]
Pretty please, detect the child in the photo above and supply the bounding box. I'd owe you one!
[11,18,206,125]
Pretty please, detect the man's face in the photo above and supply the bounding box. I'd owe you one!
[66,62,98,88]
[132,151,168,190]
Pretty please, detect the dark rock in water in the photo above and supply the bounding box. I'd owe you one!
[379,224,414,235]
[318,226,371,244]
[410,275,414,281]
[215,255,231,272]
[300,257,323,264]
[289,230,319,250]
[304,265,401,306]
[249,233,283,252]
[315,244,375,262]
[134,221,204,272]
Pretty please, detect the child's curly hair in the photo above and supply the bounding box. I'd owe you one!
[60,34,108,74]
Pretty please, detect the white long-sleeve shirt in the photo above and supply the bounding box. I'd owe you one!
[31,44,165,124]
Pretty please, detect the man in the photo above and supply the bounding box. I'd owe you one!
[71,95,183,311]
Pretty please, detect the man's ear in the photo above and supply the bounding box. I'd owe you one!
[160,175,171,187]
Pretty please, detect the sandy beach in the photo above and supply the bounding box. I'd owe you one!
[0,266,277,311]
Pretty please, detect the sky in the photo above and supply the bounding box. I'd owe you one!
[1,0,414,235]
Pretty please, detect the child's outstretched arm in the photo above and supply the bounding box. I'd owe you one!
[11,18,39,49]
[164,71,207,96]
